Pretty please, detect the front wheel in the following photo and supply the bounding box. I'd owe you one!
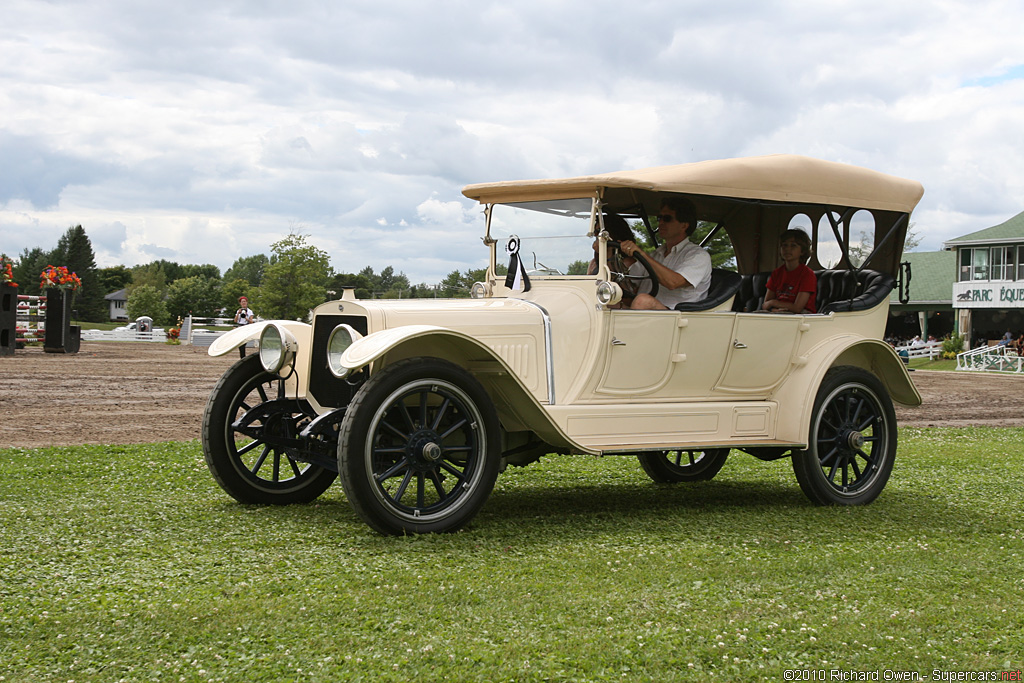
[338,358,501,535]
[792,366,897,505]
[201,354,336,505]
[637,449,729,483]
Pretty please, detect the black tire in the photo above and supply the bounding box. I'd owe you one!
[637,448,729,482]
[201,354,336,504]
[338,357,501,535]
[792,365,897,505]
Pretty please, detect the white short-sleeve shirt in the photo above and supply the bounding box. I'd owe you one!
[629,238,712,309]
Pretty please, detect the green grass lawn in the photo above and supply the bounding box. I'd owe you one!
[1,429,1022,682]
[907,357,957,371]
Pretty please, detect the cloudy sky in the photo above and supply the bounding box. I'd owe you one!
[2,0,1023,284]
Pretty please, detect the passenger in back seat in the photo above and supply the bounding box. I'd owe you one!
[763,228,817,314]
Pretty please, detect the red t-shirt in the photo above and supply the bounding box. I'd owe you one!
[766,264,817,313]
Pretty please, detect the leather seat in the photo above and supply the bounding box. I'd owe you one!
[674,268,743,312]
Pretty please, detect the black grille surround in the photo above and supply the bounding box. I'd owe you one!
[308,314,369,408]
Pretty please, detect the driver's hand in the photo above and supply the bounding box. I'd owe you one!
[619,240,638,257]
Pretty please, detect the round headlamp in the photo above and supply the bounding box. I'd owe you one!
[470,281,490,299]
[327,323,363,378]
[258,324,298,375]
[596,280,623,306]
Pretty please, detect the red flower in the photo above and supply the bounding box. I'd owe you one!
[39,265,82,291]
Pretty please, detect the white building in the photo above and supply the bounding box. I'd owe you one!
[104,288,128,321]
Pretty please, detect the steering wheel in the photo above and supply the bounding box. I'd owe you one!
[607,241,659,299]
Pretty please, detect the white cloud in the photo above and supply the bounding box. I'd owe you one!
[2,0,1024,282]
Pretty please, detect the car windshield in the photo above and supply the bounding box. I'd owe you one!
[489,198,595,276]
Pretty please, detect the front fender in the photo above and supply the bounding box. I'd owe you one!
[340,324,476,370]
[207,321,312,358]
[340,325,590,454]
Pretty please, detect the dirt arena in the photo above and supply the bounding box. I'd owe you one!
[1,341,1021,449]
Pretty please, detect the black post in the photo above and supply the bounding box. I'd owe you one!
[44,288,73,354]
[0,284,17,356]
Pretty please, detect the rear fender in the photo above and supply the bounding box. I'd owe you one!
[772,338,921,444]
[832,339,921,407]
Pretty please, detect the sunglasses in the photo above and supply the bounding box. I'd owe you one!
[657,214,676,224]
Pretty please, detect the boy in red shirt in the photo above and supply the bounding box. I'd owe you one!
[763,228,816,314]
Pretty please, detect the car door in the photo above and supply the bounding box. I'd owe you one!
[593,310,733,399]
[714,313,804,394]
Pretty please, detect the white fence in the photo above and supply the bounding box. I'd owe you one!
[80,328,168,343]
[956,344,1024,373]
[894,341,942,360]
[180,315,231,347]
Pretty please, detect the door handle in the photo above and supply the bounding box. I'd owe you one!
[611,337,626,346]
[733,339,747,349]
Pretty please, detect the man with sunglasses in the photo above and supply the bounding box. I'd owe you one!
[618,197,712,310]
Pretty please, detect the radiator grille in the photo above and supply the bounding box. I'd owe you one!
[308,314,369,408]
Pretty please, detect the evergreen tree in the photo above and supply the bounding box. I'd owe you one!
[12,247,53,295]
[53,225,105,321]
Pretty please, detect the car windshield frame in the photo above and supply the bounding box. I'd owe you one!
[485,197,602,280]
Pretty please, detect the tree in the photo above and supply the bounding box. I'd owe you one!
[131,262,167,294]
[98,265,133,294]
[150,259,184,283]
[627,219,736,270]
[438,269,466,297]
[127,284,169,325]
[52,225,105,321]
[12,247,53,295]
[224,254,269,288]
[566,260,589,275]
[848,224,920,266]
[180,263,221,280]
[166,276,222,319]
[329,272,374,300]
[221,278,254,312]
[690,222,736,270]
[258,233,332,321]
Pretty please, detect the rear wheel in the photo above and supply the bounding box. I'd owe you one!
[792,366,897,505]
[202,354,336,504]
[637,449,729,482]
[338,358,501,535]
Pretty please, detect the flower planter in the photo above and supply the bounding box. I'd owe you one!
[0,283,16,356]
[44,287,74,354]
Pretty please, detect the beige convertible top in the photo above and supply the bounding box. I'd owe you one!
[462,154,924,214]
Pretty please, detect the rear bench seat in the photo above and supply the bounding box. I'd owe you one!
[731,269,895,313]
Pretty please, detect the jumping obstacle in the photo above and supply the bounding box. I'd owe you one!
[15,294,46,345]
[1,289,80,355]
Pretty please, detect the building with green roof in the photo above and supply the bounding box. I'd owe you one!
[887,209,1024,345]
[944,209,1024,248]
[887,250,955,341]
[944,209,1024,346]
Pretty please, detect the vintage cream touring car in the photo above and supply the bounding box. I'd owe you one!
[202,154,923,534]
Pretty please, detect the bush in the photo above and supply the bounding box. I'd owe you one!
[941,333,965,359]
